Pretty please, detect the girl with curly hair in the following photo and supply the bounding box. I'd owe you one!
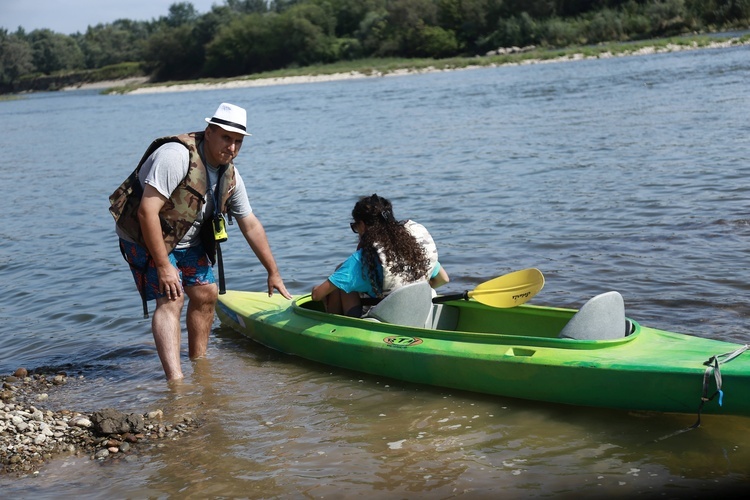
[312,194,449,317]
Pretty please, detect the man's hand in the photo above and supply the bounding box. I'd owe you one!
[268,271,292,299]
[157,263,182,300]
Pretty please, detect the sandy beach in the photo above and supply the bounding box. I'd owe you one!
[115,38,748,95]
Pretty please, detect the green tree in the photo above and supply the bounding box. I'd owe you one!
[437,0,505,52]
[78,20,149,69]
[308,0,387,36]
[369,0,441,56]
[358,9,391,55]
[0,29,35,87]
[204,13,276,76]
[28,29,84,74]
[271,2,339,65]
[501,0,557,18]
[161,2,200,27]
[143,24,203,80]
[3,0,748,89]
[270,0,308,12]
[226,0,271,13]
[205,3,339,76]
[685,0,750,24]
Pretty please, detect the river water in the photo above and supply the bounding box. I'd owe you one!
[1,44,750,497]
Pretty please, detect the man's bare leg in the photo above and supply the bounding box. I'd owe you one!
[185,283,219,359]
[152,295,185,381]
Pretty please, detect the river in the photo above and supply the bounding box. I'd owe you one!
[1,43,749,497]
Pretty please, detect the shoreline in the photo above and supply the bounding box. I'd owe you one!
[106,38,750,95]
[1,368,199,477]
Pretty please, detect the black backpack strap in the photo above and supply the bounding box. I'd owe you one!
[119,240,151,319]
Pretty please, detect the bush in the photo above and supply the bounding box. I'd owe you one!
[410,24,460,57]
[621,13,652,38]
[646,0,693,35]
[686,0,750,24]
[334,37,364,60]
[541,16,585,47]
[91,62,144,81]
[585,9,625,44]
[487,12,539,48]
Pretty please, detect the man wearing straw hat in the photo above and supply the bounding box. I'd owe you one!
[110,102,291,382]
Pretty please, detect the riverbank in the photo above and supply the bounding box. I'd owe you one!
[107,36,750,95]
[61,76,149,91]
[1,368,200,477]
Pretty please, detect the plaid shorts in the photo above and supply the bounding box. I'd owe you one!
[119,239,215,301]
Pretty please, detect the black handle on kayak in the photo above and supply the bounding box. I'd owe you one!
[432,291,469,304]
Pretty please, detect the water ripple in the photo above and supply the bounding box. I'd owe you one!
[1,44,750,494]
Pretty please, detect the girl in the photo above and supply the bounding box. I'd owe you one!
[312,194,448,316]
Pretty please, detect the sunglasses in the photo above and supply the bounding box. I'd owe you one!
[350,222,358,233]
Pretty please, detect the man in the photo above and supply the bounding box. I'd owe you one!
[110,102,291,381]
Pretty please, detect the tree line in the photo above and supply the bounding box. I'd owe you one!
[1,0,749,93]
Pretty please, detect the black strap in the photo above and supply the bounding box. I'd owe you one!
[690,344,748,428]
[217,243,226,294]
[690,356,721,429]
[198,144,230,294]
[211,165,228,294]
[210,165,227,214]
[119,240,150,318]
[361,297,381,306]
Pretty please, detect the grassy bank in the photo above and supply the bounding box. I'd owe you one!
[106,33,750,95]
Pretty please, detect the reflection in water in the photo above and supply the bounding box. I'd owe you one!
[142,357,283,497]
[139,343,750,497]
[2,337,749,497]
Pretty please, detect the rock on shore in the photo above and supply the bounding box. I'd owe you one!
[1,368,200,476]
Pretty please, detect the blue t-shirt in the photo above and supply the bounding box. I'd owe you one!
[328,249,442,298]
[328,249,383,298]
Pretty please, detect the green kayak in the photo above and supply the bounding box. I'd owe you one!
[216,284,750,417]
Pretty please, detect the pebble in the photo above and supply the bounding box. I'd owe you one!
[1,368,202,476]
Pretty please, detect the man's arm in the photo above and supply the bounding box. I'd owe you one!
[236,213,292,299]
[137,185,182,299]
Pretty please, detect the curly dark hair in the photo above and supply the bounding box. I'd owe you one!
[353,194,429,296]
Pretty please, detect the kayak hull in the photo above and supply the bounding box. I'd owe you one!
[216,291,750,417]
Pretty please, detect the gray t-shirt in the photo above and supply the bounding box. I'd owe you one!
[116,142,252,249]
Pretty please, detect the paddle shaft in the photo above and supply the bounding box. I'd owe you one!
[365,283,538,305]
[363,294,465,306]
[432,292,468,303]
[363,269,544,308]
[433,281,536,303]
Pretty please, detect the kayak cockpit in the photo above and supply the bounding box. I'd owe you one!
[292,290,639,345]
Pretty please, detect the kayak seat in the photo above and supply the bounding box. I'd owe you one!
[558,291,628,340]
[425,304,460,330]
[362,281,433,327]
